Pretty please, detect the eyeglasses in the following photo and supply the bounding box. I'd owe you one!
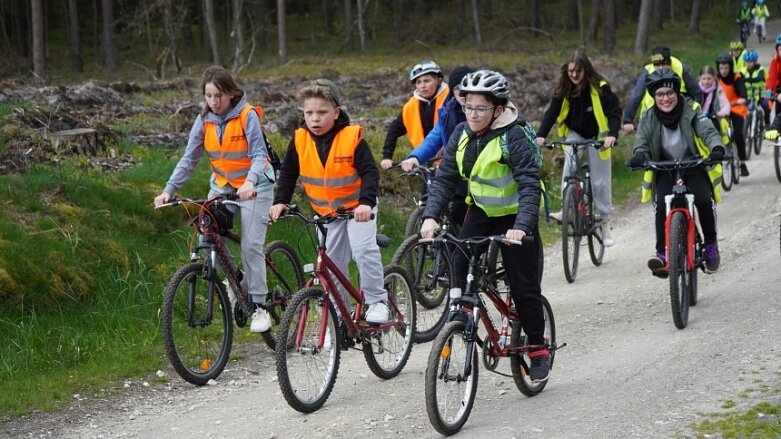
[462,105,495,116]
[654,90,677,99]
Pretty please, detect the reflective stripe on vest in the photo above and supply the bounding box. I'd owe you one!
[204,105,253,188]
[294,125,364,216]
[719,75,748,118]
[556,81,612,159]
[641,57,688,114]
[455,131,518,217]
[401,86,449,147]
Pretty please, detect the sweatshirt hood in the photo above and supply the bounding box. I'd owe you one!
[413,83,449,103]
[491,101,520,130]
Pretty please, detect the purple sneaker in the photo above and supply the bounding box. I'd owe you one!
[703,242,720,273]
[647,252,668,278]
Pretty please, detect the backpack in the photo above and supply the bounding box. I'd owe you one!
[240,105,282,181]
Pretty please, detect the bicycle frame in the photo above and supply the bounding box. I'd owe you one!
[663,194,699,272]
[551,139,604,236]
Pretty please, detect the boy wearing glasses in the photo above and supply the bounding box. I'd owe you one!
[536,51,623,246]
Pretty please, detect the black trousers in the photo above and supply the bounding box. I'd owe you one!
[452,206,545,345]
[731,113,748,161]
[653,168,717,254]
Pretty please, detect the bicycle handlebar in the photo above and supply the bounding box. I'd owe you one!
[154,193,241,210]
[543,139,604,150]
[276,204,374,224]
[389,159,438,177]
[627,157,712,172]
[418,229,534,247]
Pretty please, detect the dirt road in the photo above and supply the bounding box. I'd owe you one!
[7,31,781,439]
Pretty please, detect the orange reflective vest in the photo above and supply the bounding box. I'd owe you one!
[204,105,257,188]
[719,76,748,118]
[294,125,364,216]
[401,87,449,146]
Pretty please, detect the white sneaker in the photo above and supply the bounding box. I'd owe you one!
[602,221,615,247]
[549,211,562,223]
[365,302,389,324]
[250,307,271,333]
[223,280,237,310]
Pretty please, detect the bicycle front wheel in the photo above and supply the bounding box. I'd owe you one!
[586,180,605,267]
[722,143,735,191]
[561,183,581,283]
[668,212,690,329]
[425,320,478,436]
[404,206,425,239]
[363,265,415,379]
[510,295,556,396]
[161,262,233,385]
[276,287,340,413]
[745,116,754,161]
[775,143,781,183]
[754,112,765,155]
[391,234,450,343]
[261,240,305,351]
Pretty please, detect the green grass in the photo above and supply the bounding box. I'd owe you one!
[692,402,781,438]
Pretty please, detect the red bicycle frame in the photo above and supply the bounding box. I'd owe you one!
[663,206,698,272]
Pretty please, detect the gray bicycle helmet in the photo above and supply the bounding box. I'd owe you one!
[715,52,733,65]
[409,60,443,82]
[459,70,511,99]
[645,67,681,95]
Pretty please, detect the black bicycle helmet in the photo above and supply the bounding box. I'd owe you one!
[460,70,511,99]
[716,52,733,65]
[645,68,681,95]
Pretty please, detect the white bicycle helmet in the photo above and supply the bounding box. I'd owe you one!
[459,70,511,99]
[409,60,442,82]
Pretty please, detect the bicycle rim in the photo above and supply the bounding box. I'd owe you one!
[668,212,690,329]
[162,262,233,385]
[363,265,415,378]
[425,321,478,436]
[275,287,340,413]
[262,241,305,351]
[511,295,555,396]
[561,184,580,283]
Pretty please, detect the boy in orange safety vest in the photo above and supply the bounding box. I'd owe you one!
[269,79,389,328]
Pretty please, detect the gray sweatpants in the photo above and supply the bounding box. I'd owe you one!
[322,205,386,308]
[563,131,613,219]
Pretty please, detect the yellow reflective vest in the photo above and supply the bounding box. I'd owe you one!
[556,80,612,159]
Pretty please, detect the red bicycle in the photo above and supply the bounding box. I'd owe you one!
[274,205,415,413]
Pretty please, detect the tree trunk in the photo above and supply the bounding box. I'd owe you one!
[99,0,118,71]
[566,0,579,31]
[31,0,45,80]
[14,0,29,58]
[614,0,622,24]
[203,0,220,65]
[277,0,286,63]
[688,0,703,33]
[356,0,366,51]
[393,0,403,44]
[470,0,482,45]
[231,0,244,71]
[587,0,600,41]
[602,0,615,52]
[343,0,353,51]
[180,2,195,50]
[634,0,653,55]
[530,0,543,38]
[578,0,586,48]
[65,0,83,73]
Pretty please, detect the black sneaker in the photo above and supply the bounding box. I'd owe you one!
[528,349,550,382]
[740,163,750,177]
[647,253,669,279]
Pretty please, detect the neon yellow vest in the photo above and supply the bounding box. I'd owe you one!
[455,132,518,216]
[556,81,612,160]
[641,57,687,115]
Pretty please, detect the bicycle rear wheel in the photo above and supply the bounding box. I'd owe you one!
[363,265,415,379]
[775,143,781,183]
[261,241,306,351]
[391,234,450,343]
[161,262,233,385]
[510,295,555,396]
[425,320,478,436]
[404,206,425,239]
[668,212,691,329]
[586,180,605,267]
[276,287,340,413]
[561,183,581,283]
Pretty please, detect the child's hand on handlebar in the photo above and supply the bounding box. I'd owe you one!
[602,136,617,149]
[269,203,289,222]
[505,229,526,242]
[352,204,373,222]
[420,218,440,239]
[380,159,394,170]
[237,181,256,200]
[153,192,172,207]
[400,157,419,172]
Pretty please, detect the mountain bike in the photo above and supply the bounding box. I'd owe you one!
[423,231,559,436]
[631,158,715,329]
[157,194,305,385]
[745,99,766,158]
[545,140,606,283]
[275,205,415,413]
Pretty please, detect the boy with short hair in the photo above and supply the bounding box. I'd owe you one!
[269,79,388,324]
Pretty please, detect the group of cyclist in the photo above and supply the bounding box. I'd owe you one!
[152,30,781,385]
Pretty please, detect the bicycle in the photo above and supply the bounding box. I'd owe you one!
[630,158,716,329]
[156,194,305,385]
[719,117,740,191]
[545,139,606,283]
[274,205,415,413]
[739,20,750,47]
[745,99,766,158]
[423,231,559,436]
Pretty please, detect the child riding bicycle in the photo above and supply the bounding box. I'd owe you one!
[628,69,724,278]
[268,79,389,324]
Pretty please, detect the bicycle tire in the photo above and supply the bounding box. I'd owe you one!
[404,206,425,239]
[275,287,340,413]
[689,246,699,307]
[775,143,781,183]
[733,146,741,185]
[510,295,555,397]
[424,320,478,436]
[668,212,690,329]
[363,265,416,379]
[391,234,450,343]
[745,115,753,161]
[561,183,581,283]
[586,179,605,267]
[722,142,735,191]
[162,262,233,385]
[754,111,765,155]
[261,240,306,351]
